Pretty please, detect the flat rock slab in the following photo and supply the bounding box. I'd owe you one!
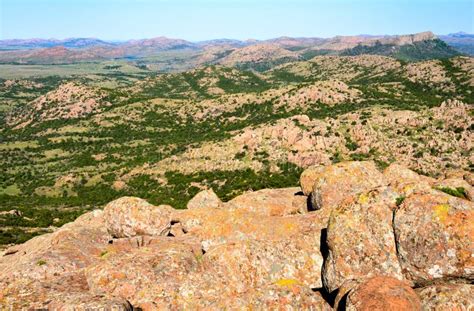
[225,187,308,215]
[0,210,112,309]
[86,237,202,310]
[171,207,328,251]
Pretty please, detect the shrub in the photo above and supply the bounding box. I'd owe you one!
[435,186,468,199]
[396,196,406,207]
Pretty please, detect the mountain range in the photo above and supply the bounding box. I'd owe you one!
[0,31,469,67]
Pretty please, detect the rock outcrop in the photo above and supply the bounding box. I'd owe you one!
[1,161,472,310]
[187,188,223,209]
[104,196,174,238]
[323,188,403,292]
[0,210,113,309]
[383,163,435,196]
[85,237,202,309]
[7,82,111,129]
[394,191,474,285]
[306,161,387,210]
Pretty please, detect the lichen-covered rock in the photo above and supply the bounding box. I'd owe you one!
[0,210,109,281]
[46,296,133,311]
[0,210,112,309]
[3,161,472,309]
[345,276,421,311]
[240,285,333,311]
[183,238,323,290]
[104,197,173,238]
[1,282,133,311]
[300,165,325,195]
[178,282,332,310]
[187,188,223,209]
[225,187,308,215]
[383,163,434,184]
[309,161,387,210]
[416,283,474,310]
[83,203,329,308]
[383,163,434,196]
[394,191,474,285]
[86,237,202,310]
[172,208,327,287]
[176,238,330,309]
[171,207,327,253]
[85,210,327,308]
[323,187,404,292]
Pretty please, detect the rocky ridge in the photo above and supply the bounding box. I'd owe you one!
[0,161,472,310]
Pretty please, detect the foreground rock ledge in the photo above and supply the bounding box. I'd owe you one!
[0,161,472,310]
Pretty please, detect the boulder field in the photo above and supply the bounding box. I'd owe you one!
[0,161,473,310]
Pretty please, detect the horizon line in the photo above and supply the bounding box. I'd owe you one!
[0,30,472,43]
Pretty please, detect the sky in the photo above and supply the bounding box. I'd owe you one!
[0,0,472,41]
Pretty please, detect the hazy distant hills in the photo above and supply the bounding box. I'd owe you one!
[0,31,469,67]
[0,38,115,50]
[439,32,474,55]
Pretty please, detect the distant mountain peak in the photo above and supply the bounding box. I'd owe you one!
[447,32,474,38]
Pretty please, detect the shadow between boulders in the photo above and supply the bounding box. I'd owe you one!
[313,287,339,308]
[320,228,329,260]
[125,300,139,311]
[294,190,317,213]
[314,227,341,308]
[307,194,317,212]
[336,291,349,311]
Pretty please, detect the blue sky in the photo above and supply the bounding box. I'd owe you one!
[0,0,472,41]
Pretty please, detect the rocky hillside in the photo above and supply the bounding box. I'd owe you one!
[0,54,472,246]
[0,161,472,309]
[6,82,110,129]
